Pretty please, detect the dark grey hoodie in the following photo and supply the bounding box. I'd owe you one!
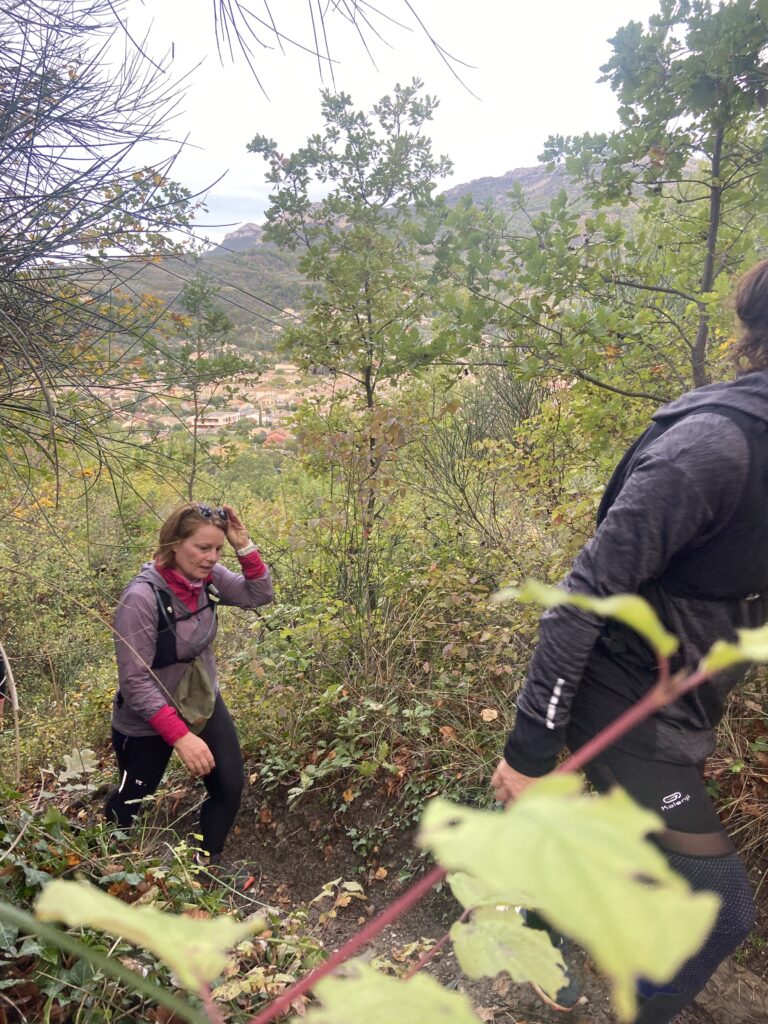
[112,561,273,736]
[505,369,768,774]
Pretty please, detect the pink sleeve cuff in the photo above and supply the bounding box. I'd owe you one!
[239,549,267,579]
[148,705,189,745]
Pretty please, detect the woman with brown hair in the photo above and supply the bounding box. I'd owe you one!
[106,503,273,869]
[492,260,768,1021]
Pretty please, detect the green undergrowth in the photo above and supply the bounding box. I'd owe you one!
[0,779,328,1023]
[223,558,538,823]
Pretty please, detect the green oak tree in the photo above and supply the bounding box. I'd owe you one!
[248,79,460,409]
[248,82,479,608]
[445,0,768,416]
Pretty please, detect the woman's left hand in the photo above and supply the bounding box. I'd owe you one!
[221,505,250,550]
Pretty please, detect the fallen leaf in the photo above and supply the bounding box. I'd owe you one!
[480,708,499,722]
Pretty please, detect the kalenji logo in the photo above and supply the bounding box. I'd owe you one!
[661,790,691,812]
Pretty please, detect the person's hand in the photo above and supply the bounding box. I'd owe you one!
[491,758,540,805]
[174,732,215,777]
[221,505,250,551]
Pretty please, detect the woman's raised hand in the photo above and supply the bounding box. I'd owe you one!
[221,505,250,550]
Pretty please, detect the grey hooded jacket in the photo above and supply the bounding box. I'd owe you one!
[112,561,273,736]
[505,369,768,774]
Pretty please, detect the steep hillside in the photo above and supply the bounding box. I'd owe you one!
[101,243,304,351]
[441,161,576,212]
[97,163,578,352]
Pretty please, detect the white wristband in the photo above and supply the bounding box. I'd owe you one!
[236,540,259,557]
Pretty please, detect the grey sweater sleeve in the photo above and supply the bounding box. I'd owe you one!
[113,585,169,721]
[504,413,749,775]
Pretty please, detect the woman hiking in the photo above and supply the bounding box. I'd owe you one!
[492,260,768,1022]
[106,502,273,874]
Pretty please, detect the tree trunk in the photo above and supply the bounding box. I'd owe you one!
[691,125,724,388]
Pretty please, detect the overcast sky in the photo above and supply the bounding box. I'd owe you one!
[124,0,664,243]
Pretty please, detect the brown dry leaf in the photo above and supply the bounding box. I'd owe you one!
[422,661,431,673]
[740,802,764,817]
[101,863,125,875]
[480,708,499,722]
[492,975,512,998]
[148,1008,186,1024]
[259,806,273,824]
[439,725,457,743]
[476,1008,497,1023]
[373,867,388,880]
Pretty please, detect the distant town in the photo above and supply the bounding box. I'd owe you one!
[95,358,340,448]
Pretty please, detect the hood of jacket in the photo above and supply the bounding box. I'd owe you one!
[134,562,169,590]
[653,368,768,426]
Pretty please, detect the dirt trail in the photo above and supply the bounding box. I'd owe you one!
[211,778,768,1024]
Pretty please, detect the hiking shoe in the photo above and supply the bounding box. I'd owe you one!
[532,961,586,1013]
[521,910,586,1013]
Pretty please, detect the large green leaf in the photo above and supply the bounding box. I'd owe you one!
[494,580,679,658]
[299,962,480,1024]
[700,622,768,673]
[451,906,566,997]
[419,776,719,1021]
[447,871,525,911]
[36,880,263,991]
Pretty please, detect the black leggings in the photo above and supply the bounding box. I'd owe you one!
[581,741,755,1019]
[105,694,244,857]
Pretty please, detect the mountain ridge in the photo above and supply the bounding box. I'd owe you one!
[101,162,574,351]
[213,161,572,253]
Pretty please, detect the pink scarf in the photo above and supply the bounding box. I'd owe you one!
[155,563,211,611]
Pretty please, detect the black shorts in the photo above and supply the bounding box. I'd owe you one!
[572,737,734,857]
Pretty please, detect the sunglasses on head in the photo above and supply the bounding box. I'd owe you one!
[195,503,228,522]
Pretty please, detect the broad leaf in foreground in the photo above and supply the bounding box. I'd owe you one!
[299,962,480,1024]
[493,580,679,658]
[700,622,768,673]
[36,880,262,990]
[447,870,525,911]
[451,906,566,998]
[419,776,719,1021]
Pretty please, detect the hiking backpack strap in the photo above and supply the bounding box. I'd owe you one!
[150,584,219,670]
[596,422,666,525]
[597,404,768,601]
